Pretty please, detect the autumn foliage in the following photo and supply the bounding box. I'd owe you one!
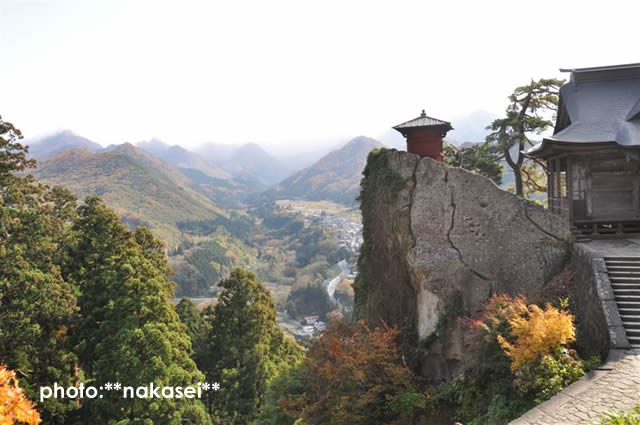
[280,320,428,425]
[0,365,40,425]
[478,295,576,371]
[498,302,575,370]
[472,295,586,404]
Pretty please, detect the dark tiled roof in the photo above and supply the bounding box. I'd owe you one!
[527,64,640,157]
[393,110,453,131]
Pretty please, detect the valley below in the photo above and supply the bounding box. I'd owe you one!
[26,131,371,340]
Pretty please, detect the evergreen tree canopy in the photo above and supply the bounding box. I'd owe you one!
[66,197,210,425]
[443,142,504,185]
[485,78,564,197]
[204,269,303,424]
[0,115,80,423]
[176,299,212,369]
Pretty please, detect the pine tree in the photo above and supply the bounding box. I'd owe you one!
[204,269,303,424]
[443,142,504,185]
[485,78,564,197]
[66,197,210,424]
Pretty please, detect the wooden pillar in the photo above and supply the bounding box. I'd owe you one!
[547,160,553,212]
[567,157,574,222]
[585,157,593,218]
[633,166,640,217]
[555,159,561,214]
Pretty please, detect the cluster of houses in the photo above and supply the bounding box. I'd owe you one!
[298,314,327,338]
[320,216,363,253]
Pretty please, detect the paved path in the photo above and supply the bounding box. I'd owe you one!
[512,236,640,424]
[511,349,640,424]
[582,236,640,257]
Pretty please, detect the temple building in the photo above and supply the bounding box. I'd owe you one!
[527,63,640,234]
[393,110,452,161]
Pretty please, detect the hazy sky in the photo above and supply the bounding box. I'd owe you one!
[2,0,639,153]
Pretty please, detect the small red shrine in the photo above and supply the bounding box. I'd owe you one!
[393,110,453,161]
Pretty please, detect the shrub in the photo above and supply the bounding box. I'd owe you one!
[513,347,584,403]
[497,301,576,370]
[279,321,430,425]
[595,404,640,425]
[478,295,585,403]
[0,365,40,425]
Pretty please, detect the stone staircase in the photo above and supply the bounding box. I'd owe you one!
[606,256,640,348]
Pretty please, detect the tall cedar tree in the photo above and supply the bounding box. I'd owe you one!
[66,197,210,425]
[175,299,212,370]
[0,115,80,423]
[205,269,303,424]
[485,78,564,197]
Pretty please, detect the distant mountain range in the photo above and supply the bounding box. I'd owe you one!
[28,130,102,160]
[146,144,231,180]
[195,142,291,186]
[32,143,228,247]
[263,136,385,205]
[134,140,293,186]
[26,131,388,245]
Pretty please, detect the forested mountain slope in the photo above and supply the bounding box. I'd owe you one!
[33,146,227,246]
[263,136,385,205]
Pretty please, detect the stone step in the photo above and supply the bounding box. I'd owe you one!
[628,337,640,346]
[607,266,640,273]
[627,329,640,338]
[623,321,640,330]
[613,289,640,296]
[620,315,640,323]
[616,297,640,309]
[605,260,640,267]
[609,271,640,277]
[610,277,640,284]
[615,295,640,303]
[606,260,640,267]
[616,301,640,312]
[605,257,640,261]
[612,286,640,293]
[619,308,640,316]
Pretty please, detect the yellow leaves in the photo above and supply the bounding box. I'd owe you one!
[0,365,41,425]
[494,299,576,370]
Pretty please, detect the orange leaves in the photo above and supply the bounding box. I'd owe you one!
[0,365,41,425]
[499,303,575,370]
[479,295,576,371]
[297,321,427,424]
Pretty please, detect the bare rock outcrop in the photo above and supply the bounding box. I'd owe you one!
[355,149,572,381]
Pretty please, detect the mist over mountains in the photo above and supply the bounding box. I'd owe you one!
[28,130,102,160]
[263,136,385,205]
[25,131,387,245]
[25,109,497,230]
[24,110,500,236]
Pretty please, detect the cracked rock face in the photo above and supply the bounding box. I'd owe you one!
[359,150,573,381]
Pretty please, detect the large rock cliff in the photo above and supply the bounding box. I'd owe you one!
[354,149,573,381]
